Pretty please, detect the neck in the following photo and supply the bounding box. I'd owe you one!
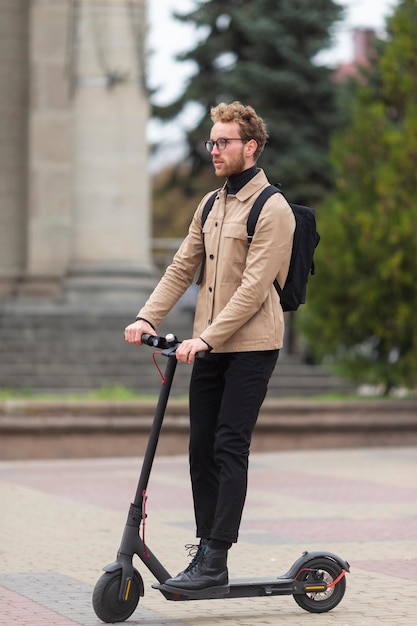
[226,165,258,194]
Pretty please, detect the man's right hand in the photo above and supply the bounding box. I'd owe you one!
[124,319,155,345]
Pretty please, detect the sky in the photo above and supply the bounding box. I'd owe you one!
[147,0,399,168]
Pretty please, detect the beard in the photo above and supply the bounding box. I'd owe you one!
[213,148,246,178]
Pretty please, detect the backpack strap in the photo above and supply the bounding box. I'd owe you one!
[246,185,284,298]
[196,190,220,285]
[201,190,219,228]
[246,185,281,243]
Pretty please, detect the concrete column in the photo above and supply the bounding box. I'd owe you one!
[23,0,73,297]
[65,0,156,305]
[0,0,29,296]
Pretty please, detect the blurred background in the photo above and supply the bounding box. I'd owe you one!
[1,0,416,402]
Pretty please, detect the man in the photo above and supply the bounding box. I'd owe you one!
[124,101,295,594]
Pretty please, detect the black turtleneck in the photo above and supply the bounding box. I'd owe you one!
[226,165,259,195]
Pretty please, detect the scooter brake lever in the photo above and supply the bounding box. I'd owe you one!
[160,333,181,356]
[161,333,180,356]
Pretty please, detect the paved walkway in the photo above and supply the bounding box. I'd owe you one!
[1,446,417,625]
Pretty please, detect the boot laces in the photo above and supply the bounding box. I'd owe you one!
[183,543,206,574]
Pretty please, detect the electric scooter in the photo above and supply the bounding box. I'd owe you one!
[92,333,350,623]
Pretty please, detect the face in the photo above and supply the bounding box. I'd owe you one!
[209,121,255,178]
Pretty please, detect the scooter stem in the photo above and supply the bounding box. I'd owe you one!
[133,352,178,506]
[103,351,178,594]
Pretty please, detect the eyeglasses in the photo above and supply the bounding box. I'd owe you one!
[205,137,247,152]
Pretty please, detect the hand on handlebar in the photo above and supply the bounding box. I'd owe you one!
[124,319,155,345]
[175,337,209,364]
[125,321,209,362]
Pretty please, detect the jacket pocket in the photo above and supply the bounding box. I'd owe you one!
[221,223,248,263]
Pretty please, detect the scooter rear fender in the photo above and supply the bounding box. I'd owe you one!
[280,550,350,580]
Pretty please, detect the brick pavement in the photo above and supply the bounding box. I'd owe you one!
[1,447,417,625]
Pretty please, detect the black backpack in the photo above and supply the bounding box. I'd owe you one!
[197,185,320,312]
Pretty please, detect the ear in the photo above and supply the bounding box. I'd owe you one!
[246,139,258,156]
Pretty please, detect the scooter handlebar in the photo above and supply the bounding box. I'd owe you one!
[141,333,178,349]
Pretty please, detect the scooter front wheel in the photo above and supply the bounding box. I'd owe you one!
[293,557,346,613]
[92,569,142,623]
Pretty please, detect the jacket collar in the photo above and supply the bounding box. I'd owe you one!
[236,168,269,202]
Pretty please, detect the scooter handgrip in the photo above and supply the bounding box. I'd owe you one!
[141,333,160,347]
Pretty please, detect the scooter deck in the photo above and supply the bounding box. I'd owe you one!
[153,576,297,601]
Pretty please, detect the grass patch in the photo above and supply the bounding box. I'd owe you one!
[0,385,158,402]
[0,387,412,402]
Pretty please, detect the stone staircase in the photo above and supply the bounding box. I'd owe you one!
[0,301,354,397]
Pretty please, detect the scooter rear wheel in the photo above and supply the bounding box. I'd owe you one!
[92,569,142,623]
[293,557,346,613]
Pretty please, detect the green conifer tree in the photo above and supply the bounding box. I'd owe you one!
[153,0,343,205]
[299,0,417,394]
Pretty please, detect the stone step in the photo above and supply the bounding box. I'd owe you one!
[0,305,354,397]
[1,397,416,460]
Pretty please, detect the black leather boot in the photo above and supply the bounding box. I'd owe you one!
[163,545,229,592]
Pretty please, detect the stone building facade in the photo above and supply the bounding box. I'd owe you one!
[0,1,180,393]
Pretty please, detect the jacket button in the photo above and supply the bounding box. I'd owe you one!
[208,319,211,324]
[209,287,213,292]
[209,254,214,260]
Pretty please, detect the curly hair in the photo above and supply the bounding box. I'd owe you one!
[210,101,269,160]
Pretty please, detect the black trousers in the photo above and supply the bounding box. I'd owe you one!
[189,349,279,545]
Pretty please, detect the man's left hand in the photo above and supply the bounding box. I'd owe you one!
[176,338,209,364]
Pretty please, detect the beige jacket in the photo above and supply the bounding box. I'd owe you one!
[138,169,295,352]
